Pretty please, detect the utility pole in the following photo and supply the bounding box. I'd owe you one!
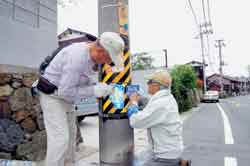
[199,25,207,92]
[163,49,168,68]
[188,0,213,92]
[215,39,226,95]
[98,0,133,166]
[198,22,214,93]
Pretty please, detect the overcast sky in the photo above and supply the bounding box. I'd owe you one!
[58,0,250,77]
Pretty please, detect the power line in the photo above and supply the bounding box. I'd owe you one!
[202,0,208,23]
[202,0,216,74]
[187,0,208,91]
[187,0,216,91]
[207,0,212,23]
[187,0,200,28]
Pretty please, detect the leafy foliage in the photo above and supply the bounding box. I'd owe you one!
[170,65,197,113]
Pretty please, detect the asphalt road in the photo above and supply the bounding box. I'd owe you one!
[183,95,250,166]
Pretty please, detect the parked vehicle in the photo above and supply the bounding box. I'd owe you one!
[202,90,220,103]
[75,96,99,123]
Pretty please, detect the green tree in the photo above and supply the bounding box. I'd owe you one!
[171,65,197,113]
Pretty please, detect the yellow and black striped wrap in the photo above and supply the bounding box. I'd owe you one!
[100,50,131,115]
[99,1,131,115]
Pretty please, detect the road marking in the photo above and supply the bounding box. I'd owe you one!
[216,103,234,144]
[225,157,237,166]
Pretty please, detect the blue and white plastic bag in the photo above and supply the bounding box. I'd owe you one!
[109,84,125,109]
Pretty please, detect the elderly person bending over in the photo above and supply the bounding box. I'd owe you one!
[127,70,191,166]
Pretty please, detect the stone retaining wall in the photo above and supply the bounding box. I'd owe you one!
[0,70,46,161]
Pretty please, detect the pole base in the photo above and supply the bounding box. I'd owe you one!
[99,116,134,166]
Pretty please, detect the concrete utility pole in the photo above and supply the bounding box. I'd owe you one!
[98,0,133,166]
[215,39,226,95]
[199,25,207,92]
[198,22,213,93]
[163,49,168,68]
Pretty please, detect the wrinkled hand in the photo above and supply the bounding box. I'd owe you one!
[93,83,113,98]
[129,93,140,104]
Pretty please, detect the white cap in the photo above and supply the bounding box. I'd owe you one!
[99,32,125,67]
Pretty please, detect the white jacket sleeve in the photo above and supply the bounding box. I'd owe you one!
[129,99,167,129]
[57,52,94,103]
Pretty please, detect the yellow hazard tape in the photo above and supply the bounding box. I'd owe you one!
[121,103,129,113]
[124,51,129,61]
[102,73,113,83]
[112,64,130,83]
[103,99,111,111]
[124,74,131,85]
[101,43,131,114]
[109,108,116,114]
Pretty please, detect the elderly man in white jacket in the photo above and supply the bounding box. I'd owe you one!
[127,70,191,166]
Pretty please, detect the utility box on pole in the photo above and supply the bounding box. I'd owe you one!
[98,0,134,165]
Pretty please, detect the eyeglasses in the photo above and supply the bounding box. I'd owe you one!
[147,79,160,85]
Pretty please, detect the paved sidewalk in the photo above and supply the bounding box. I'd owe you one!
[0,106,200,166]
[77,106,199,166]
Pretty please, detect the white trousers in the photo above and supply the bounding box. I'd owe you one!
[39,92,74,166]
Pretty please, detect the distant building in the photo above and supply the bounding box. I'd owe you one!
[186,61,208,82]
[58,28,97,48]
[207,74,250,96]
[0,0,58,68]
[132,52,154,70]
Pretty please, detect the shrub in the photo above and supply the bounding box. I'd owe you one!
[170,65,197,113]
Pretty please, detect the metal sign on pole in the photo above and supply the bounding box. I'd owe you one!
[98,0,134,165]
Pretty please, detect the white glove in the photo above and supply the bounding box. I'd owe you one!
[93,83,113,98]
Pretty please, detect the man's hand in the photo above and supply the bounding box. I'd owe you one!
[129,93,140,105]
[93,83,113,98]
[127,105,139,118]
[127,93,140,118]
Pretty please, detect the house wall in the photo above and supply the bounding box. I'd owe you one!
[0,0,57,68]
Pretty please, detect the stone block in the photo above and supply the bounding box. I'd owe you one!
[0,152,12,159]
[23,73,38,88]
[9,88,33,111]
[13,111,31,123]
[16,130,47,161]
[0,73,12,85]
[0,85,13,97]
[12,73,23,81]
[33,104,45,130]
[21,117,37,133]
[11,81,23,89]
[0,119,24,152]
[0,97,11,119]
